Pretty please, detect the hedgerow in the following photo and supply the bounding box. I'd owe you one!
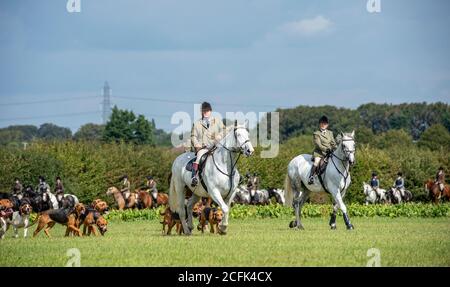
[0,134,448,204]
[102,203,450,222]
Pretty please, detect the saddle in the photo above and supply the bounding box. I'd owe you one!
[185,151,211,172]
[185,149,215,193]
[311,154,332,194]
[312,155,330,176]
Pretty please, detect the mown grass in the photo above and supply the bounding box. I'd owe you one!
[1,217,449,267]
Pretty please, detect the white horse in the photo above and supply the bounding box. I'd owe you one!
[42,190,59,210]
[285,131,356,230]
[268,188,285,205]
[253,189,270,205]
[233,185,252,205]
[169,121,254,235]
[363,182,387,204]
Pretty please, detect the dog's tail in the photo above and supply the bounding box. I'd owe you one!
[27,212,44,227]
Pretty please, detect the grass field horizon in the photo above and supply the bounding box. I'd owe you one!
[1,217,449,267]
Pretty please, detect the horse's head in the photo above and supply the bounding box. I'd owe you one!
[106,187,115,196]
[338,130,356,165]
[233,120,254,157]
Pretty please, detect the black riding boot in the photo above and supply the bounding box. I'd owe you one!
[308,165,316,185]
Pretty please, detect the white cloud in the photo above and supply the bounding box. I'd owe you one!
[280,15,332,36]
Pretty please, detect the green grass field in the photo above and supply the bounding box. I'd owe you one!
[1,217,449,267]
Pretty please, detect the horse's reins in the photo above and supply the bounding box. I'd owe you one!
[321,137,355,195]
[209,127,249,199]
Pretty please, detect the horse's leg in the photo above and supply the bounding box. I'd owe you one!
[177,190,190,235]
[332,191,353,230]
[187,193,200,231]
[291,190,310,230]
[329,201,338,230]
[208,189,229,235]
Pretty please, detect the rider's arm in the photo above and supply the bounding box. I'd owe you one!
[191,123,202,151]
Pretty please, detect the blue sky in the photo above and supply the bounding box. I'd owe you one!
[0,0,449,132]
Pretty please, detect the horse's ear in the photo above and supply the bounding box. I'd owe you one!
[351,130,355,138]
[244,119,249,129]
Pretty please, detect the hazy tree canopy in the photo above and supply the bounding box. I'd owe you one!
[418,124,450,151]
[73,123,105,141]
[278,102,450,141]
[37,123,72,140]
[103,106,155,145]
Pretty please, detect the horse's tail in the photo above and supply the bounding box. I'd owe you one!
[168,171,181,214]
[167,172,172,187]
[284,174,294,207]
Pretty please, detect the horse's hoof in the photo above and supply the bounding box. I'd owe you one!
[218,225,227,235]
[346,224,354,230]
[289,220,296,228]
[330,224,337,230]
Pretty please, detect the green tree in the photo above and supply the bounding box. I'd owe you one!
[103,106,154,145]
[37,123,72,140]
[373,129,413,149]
[418,124,450,151]
[133,115,154,145]
[74,123,105,141]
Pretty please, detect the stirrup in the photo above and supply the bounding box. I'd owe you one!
[308,176,314,184]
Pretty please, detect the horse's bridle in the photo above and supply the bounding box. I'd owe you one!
[219,126,251,154]
[327,137,356,194]
[210,126,250,198]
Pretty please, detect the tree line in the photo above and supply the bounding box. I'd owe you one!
[0,106,172,147]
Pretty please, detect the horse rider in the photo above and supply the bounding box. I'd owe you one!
[120,175,131,202]
[11,178,23,198]
[435,166,446,196]
[54,176,65,207]
[370,172,381,199]
[146,176,158,201]
[308,116,337,185]
[54,176,64,195]
[36,176,50,195]
[190,101,226,187]
[393,172,405,198]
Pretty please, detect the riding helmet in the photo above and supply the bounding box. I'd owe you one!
[39,176,45,181]
[201,102,212,113]
[397,172,403,176]
[147,176,153,180]
[439,166,444,170]
[372,172,377,177]
[56,176,61,181]
[319,115,329,124]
